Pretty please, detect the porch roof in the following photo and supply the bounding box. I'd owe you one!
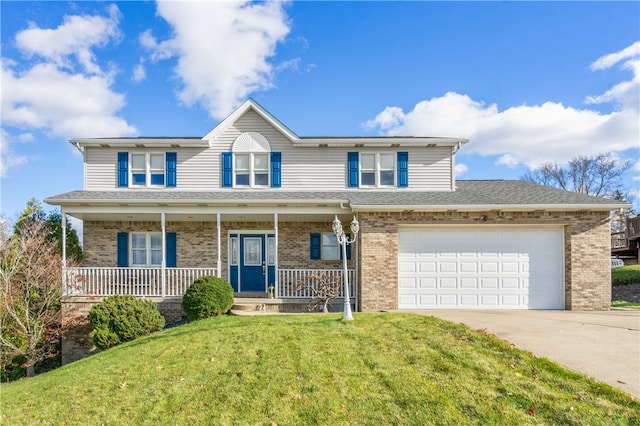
[46,180,628,214]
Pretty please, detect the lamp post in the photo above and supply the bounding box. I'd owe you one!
[332,215,359,321]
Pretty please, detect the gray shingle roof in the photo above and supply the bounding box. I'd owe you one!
[45,180,628,211]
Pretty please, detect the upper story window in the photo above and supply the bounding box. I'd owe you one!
[118,151,177,188]
[348,151,408,188]
[234,152,269,187]
[222,132,281,188]
[360,153,396,187]
[131,153,165,186]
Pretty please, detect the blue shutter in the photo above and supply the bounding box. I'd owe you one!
[348,152,359,188]
[117,152,128,187]
[222,152,233,187]
[117,232,128,267]
[271,152,281,188]
[166,232,177,267]
[397,152,408,188]
[310,233,321,260]
[166,152,177,187]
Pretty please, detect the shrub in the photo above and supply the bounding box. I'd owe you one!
[612,265,640,286]
[88,295,165,350]
[182,276,234,320]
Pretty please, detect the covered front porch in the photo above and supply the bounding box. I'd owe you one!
[59,204,359,310]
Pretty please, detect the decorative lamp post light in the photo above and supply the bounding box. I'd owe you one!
[332,215,359,321]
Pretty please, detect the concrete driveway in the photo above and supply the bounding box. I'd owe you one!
[410,310,640,399]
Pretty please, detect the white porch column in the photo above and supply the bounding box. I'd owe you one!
[216,213,221,278]
[161,213,166,297]
[61,209,67,294]
[274,212,279,296]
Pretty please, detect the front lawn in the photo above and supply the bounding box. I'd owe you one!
[612,264,640,286]
[1,313,638,425]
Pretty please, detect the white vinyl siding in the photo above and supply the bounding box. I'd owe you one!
[83,110,456,192]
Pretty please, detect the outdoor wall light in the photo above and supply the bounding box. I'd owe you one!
[332,215,359,321]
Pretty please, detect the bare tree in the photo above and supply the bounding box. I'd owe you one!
[294,271,342,313]
[522,154,635,230]
[521,153,631,198]
[0,219,63,377]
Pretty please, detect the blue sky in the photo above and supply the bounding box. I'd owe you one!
[2,1,639,221]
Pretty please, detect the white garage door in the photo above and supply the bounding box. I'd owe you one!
[398,228,564,309]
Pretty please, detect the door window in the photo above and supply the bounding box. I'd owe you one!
[244,237,262,266]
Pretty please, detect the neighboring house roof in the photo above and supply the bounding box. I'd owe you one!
[45,180,629,212]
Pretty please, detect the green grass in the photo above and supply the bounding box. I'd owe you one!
[612,300,640,310]
[612,264,640,286]
[1,313,638,425]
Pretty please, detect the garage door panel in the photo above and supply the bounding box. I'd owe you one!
[419,278,437,289]
[440,277,457,288]
[460,277,478,289]
[439,262,457,273]
[399,277,417,289]
[398,228,564,310]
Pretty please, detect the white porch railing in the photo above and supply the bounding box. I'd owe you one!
[64,267,217,297]
[64,267,357,302]
[277,269,357,299]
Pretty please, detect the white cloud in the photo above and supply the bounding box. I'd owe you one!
[0,129,30,178]
[2,61,135,138]
[365,42,640,170]
[143,0,291,119]
[133,62,146,83]
[15,4,122,75]
[1,5,136,141]
[455,163,468,177]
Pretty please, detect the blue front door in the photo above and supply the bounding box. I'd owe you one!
[229,233,275,293]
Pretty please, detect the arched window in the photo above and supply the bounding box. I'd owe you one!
[232,132,271,187]
[221,132,281,188]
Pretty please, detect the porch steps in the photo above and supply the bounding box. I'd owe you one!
[232,297,318,314]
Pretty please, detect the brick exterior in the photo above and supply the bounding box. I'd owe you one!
[65,211,611,363]
[83,220,354,279]
[61,296,187,364]
[358,210,611,311]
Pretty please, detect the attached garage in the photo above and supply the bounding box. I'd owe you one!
[398,227,564,309]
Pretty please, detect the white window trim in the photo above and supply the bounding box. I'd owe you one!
[360,152,396,188]
[130,152,166,188]
[233,152,270,188]
[130,232,163,267]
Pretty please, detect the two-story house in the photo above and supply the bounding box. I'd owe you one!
[47,99,627,361]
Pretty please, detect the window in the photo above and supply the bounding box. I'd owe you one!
[348,151,407,188]
[223,132,281,188]
[234,153,269,187]
[131,232,163,267]
[360,153,395,187]
[310,233,345,260]
[321,233,340,260]
[230,237,239,266]
[118,152,176,188]
[267,237,276,266]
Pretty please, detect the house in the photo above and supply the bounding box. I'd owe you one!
[611,215,640,264]
[46,99,628,361]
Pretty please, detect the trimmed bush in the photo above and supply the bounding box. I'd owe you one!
[182,276,234,320]
[88,295,165,350]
